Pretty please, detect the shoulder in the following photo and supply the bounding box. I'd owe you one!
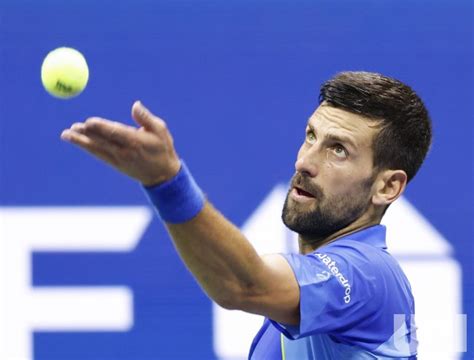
[320,238,399,274]
[318,239,414,307]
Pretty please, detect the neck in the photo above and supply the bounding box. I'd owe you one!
[298,211,381,255]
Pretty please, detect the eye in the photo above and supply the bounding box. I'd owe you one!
[306,130,316,144]
[331,144,348,159]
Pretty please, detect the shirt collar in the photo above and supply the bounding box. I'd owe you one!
[338,224,387,249]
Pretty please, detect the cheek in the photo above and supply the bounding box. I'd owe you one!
[321,167,369,197]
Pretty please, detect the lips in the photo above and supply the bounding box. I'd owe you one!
[290,173,320,202]
[294,186,316,198]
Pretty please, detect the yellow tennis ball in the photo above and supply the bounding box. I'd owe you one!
[41,47,89,99]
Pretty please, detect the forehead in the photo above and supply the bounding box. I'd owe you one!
[308,103,381,148]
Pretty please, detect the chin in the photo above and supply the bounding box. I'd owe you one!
[282,207,310,230]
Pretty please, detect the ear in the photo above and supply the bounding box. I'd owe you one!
[372,170,408,206]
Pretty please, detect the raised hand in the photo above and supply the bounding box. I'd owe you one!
[61,101,181,186]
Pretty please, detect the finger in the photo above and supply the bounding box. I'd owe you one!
[72,120,135,150]
[131,101,166,132]
[84,117,136,146]
[74,126,122,153]
[60,129,118,164]
[71,122,86,134]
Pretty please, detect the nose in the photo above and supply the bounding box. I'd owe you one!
[295,147,319,177]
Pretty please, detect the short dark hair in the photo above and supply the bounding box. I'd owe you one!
[320,71,432,182]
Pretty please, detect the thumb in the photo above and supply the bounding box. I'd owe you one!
[131,101,166,132]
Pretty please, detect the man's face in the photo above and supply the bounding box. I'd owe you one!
[282,103,380,240]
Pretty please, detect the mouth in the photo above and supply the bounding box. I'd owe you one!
[294,186,315,198]
[290,186,316,202]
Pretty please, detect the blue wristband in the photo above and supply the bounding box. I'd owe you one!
[142,160,205,223]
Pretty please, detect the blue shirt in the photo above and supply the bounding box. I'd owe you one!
[248,225,417,359]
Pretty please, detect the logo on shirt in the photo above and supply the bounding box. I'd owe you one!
[316,270,331,281]
[315,253,352,304]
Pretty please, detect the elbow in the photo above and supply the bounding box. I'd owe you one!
[215,297,239,310]
[213,283,257,311]
[214,291,243,310]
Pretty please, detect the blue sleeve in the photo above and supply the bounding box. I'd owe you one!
[270,250,379,340]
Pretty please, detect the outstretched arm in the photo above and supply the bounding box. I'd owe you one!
[61,101,300,325]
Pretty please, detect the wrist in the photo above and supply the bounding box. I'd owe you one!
[141,159,181,187]
[142,160,205,223]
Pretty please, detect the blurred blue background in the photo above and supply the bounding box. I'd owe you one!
[0,0,472,359]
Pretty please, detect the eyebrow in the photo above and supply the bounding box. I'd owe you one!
[307,123,358,150]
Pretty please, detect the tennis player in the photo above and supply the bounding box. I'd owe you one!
[61,71,431,359]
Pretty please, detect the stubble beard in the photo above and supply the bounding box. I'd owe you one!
[281,174,374,241]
